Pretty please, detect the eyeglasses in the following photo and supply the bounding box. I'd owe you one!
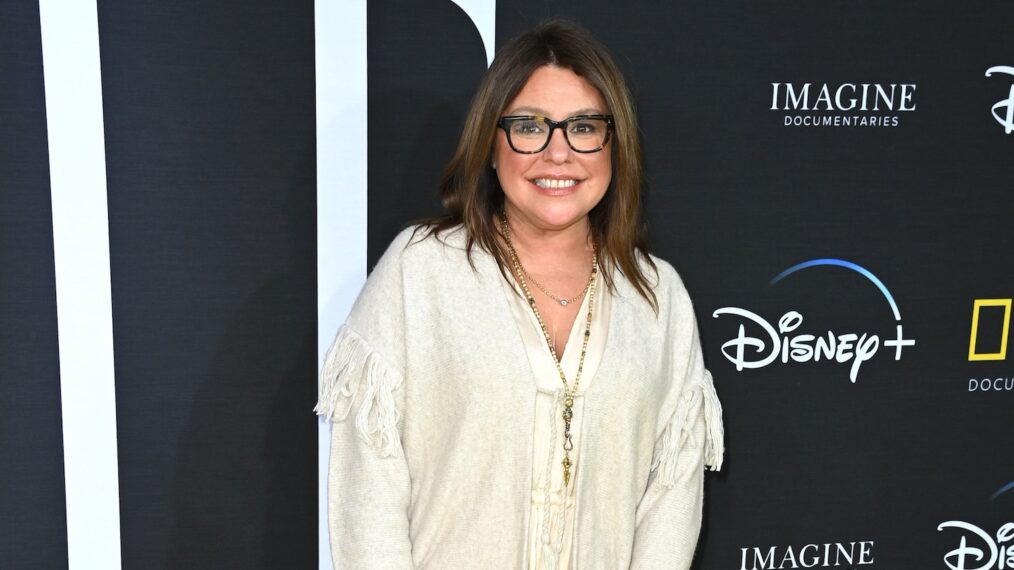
[497,114,615,154]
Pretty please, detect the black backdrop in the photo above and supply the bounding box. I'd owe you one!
[2,0,1011,568]
[1,2,67,567]
[3,0,317,568]
[368,2,1013,569]
[99,1,317,567]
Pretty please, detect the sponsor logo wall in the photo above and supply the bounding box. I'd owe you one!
[381,3,1012,568]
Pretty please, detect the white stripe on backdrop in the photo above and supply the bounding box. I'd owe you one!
[313,1,495,567]
[38,0,122,568]
[451,0,497,67]
[315,0,368,568]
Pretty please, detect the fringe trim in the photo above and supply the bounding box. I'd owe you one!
[313,325,404,457]
[650,370,726,487]
[700,370,725,472]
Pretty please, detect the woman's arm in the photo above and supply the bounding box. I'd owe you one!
[316,230,417,568]
[629,370,721,569]
[629,265,725,569]
[320,326,414,568]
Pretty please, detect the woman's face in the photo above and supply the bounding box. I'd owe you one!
[493,65,612,233]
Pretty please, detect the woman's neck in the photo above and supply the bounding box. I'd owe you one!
[501,207,593,262]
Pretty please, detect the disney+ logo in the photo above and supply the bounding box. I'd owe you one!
[713,259,915,383]
[985,66,1014,134]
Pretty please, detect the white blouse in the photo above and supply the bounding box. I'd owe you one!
[502,269,612,570]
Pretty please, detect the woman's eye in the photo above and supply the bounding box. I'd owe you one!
[569,122,599,135]
[513,120,545,135]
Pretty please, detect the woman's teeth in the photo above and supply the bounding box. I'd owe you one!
[533,179,578,189]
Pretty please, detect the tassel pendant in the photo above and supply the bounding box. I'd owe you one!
[562,395,574,486]
[501,213,596,494]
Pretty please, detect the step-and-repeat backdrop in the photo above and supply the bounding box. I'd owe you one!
[2,0,1010,568]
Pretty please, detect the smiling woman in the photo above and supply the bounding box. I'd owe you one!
[317,19,724,569]
[494,65,613,236]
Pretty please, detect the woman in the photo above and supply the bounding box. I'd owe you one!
[316,20,723,569]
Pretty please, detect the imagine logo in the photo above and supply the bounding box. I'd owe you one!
[713,259,915,382]
[985,66,1014,134]
[739,540,874,570]
[771,81,916,127]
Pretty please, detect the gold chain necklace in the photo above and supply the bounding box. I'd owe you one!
[517,263,592,306]
[500,212,597,486]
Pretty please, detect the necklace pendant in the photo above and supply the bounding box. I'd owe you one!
[562,456,572,486]
[559,299,569,306]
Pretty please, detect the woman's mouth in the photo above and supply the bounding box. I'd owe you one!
[532,178,579,189]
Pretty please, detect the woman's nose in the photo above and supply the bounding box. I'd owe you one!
[542,128,572,162]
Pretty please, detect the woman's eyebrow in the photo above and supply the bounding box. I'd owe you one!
[505,106,548,116]
[569,107,605,116]
[505,106,606,117]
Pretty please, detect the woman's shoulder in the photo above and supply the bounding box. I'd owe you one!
[639,251,695,316]
[403,222,469,251]
[348,224,472,328]
[371,223,472,274]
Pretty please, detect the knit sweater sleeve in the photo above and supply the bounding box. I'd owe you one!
[630,264,725,570]
[315,230,415,569]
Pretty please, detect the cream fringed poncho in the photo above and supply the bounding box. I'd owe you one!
[315,226,724,569]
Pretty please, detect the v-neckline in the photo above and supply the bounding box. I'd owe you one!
[495,260,612,395]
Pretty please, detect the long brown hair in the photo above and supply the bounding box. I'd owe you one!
[417,19,658,311]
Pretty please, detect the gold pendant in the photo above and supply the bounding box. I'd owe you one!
[562,399,574,486]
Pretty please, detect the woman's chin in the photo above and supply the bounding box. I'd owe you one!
[505,197,596,232]
[531,208,590,231]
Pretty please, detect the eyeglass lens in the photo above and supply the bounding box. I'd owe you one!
[507,117,610,152]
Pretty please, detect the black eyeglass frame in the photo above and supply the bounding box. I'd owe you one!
[496,114,615,154]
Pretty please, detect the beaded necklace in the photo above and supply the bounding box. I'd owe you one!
[500,212,597,486]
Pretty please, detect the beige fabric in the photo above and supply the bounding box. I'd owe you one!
[502,269,611,569]
[316,226,724,569]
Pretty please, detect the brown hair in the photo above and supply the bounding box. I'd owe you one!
[417,19,658,311]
